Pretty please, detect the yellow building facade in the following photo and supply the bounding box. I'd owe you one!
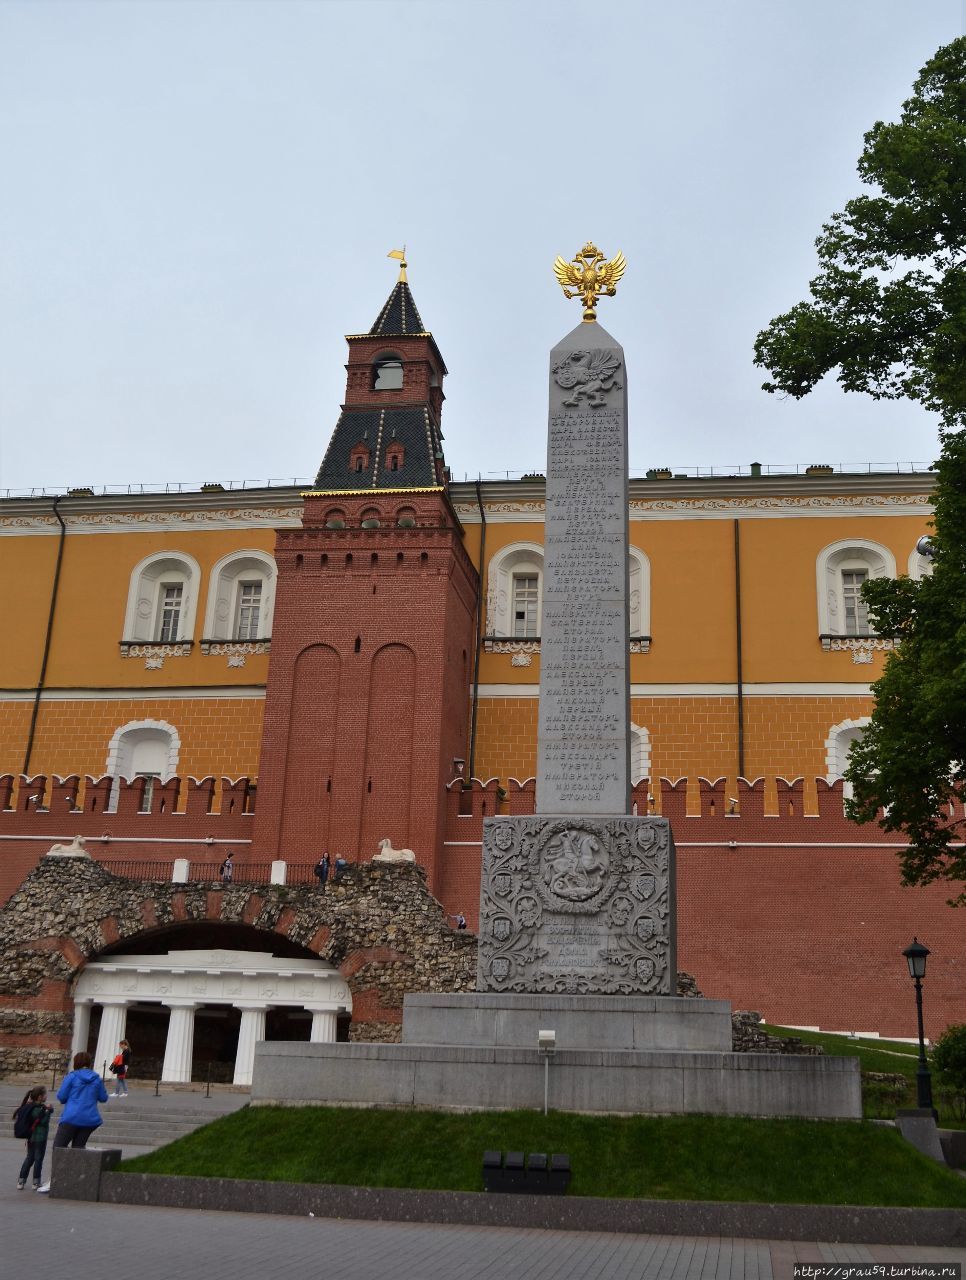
[1,469,932,801]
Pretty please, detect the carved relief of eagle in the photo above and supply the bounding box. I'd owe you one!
[553,243,627,319]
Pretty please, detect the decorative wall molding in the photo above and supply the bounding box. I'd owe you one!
[484,639,541,654]
[454,493,933,525]
[119,642,193,670]
[0,507,303,536]
[820,636,897,659]
[200,640,272,659]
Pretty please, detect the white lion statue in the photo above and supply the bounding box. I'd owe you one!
[45,835,90,859]
[373,837,416,864]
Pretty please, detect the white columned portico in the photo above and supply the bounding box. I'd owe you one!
[93,1001,128,1076]
[233,1004,269,1086]
[309,1009,339,1043]
[162,1001,199,1083]
[71,999,92,1059]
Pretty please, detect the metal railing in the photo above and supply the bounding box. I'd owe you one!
[96,858,320,885]
[461,461,935,482]
[1,478,313,500]
[1,462,936,500]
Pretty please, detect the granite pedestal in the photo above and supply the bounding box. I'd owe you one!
[402,993,731,1052]
[251,1037,861,1119]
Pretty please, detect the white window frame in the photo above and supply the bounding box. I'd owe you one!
[510,572,540,638]
[816,540,895,637]
[628,547,651,638]
[105,719,181,812]
[202,550,276,642]
[824,716,871,798]
[630,722,651,785]
[235,580,263,640]
[123,552,201,644]
[486,542,545,637]
[907,546,934,581]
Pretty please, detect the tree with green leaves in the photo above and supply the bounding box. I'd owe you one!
[754,37,966,903]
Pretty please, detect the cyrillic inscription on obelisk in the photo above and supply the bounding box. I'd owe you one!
[536,334,631,814]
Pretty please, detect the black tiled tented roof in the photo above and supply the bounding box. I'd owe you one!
[313,407,441,491]
[368,282,426,337]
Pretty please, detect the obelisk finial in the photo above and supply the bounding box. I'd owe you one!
[387,246,408,283]
[553,242,627,322]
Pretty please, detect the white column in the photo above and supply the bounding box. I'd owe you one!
[70,1000,92,1059]
[93,1001,128,1077]
[233,1004,268,1087]
[161,1002,198,1083]
[309,1009,338,1043]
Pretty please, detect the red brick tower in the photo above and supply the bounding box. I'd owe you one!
[253,266,479,888]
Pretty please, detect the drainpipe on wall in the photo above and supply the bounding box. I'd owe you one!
[467,478,487,782]
[734,518,745,781]
[23,495,67,777]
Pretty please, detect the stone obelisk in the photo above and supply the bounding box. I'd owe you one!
[478,244,676,996]
[536,321,630,814]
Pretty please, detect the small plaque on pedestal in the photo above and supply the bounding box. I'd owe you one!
[478,814,676,995]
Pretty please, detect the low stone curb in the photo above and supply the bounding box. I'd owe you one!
[91,1171,966,1246]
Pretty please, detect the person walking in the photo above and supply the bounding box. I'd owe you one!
[52,1051,108,1151]
[110,1038,131,1097]
[14,1085,53,1190]
[313,853,330,889]
[219,850,234,883]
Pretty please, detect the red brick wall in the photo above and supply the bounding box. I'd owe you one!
[437,776,966,1041]
[0,774,255,905]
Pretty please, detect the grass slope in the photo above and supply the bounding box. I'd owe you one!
[763,1025,965,1127]
[120,1106,966,1208]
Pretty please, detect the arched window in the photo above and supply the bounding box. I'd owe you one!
[825,717,871,796]
[123,552,201,644]
[630,723,651,785]
[385,442,405,473]
[349,443,370,475]
[816,540,895,637]
[105,719,181,812]
[629,547,651,639]
[203,551,276,642]
[486,543,545,638]
[372,354,403,391]
[907,545,935,580]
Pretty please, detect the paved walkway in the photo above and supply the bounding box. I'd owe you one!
[1,1191,964,1280]
[2,1083,964,1278]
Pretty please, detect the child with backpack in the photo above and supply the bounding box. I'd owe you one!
[13,1085,53,1190]
[109,1038,132,1097]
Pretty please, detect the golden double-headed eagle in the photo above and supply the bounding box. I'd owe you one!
[553,242,627,321]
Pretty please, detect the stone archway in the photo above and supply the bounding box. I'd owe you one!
[0,852,477,1078]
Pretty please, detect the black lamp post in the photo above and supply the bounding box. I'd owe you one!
[902,937,936,1117]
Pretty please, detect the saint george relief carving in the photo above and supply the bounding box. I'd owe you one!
[479,815,672,994]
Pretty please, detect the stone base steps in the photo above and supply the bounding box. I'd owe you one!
[94,1098,246,1150]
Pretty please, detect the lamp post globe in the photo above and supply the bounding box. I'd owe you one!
[902,937,936,1118]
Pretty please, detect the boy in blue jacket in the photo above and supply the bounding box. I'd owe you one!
[53,1051,108,1150]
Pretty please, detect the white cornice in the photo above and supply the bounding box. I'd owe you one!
[0,686,266,702]
[451,473,935,523]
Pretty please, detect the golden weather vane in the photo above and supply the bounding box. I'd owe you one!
[388,246,407,283]
[553,242,627,322]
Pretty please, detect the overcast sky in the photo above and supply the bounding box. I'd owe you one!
[0,0,962,494]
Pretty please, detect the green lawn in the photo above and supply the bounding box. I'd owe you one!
[120,1106,966,1208]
